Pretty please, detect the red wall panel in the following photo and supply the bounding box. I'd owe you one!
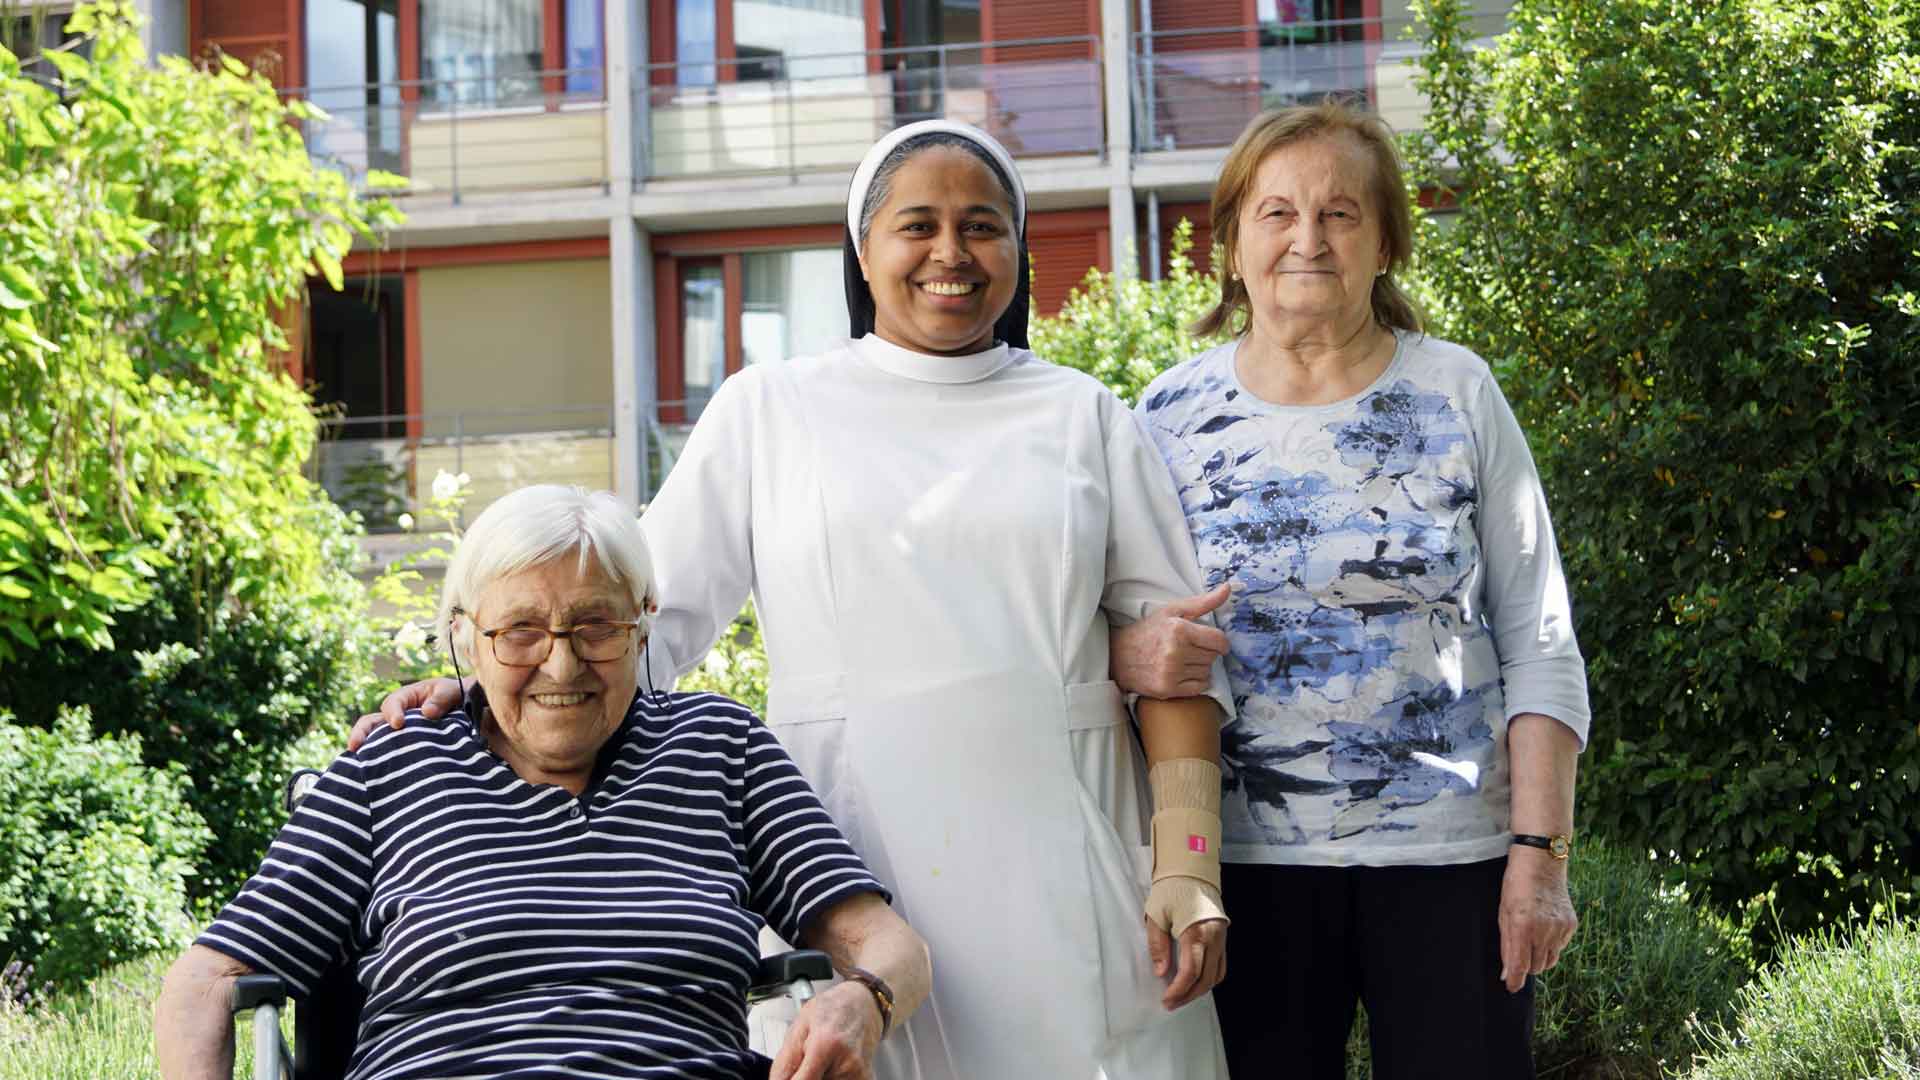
[984,0,1100,62]
[1028,210,1111,317]
[1145,0,1256,50]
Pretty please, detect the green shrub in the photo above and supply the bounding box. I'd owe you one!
[0,708,208,994]
[0,4,398,903]
[1684,916,1920,1080]
[1532,842,1750,1077]
[1335,842,1749,1078]
[1031,221,1232,405]
[1411,0,1920,945]
[676,604,769,717]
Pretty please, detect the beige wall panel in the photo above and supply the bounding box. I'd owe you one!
[413,258,615,517]
[418,259,614,421]
[407,108,608,194]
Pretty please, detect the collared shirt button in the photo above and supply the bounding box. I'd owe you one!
[569,805,582,818]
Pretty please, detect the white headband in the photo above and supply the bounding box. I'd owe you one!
[845,120,1027,258]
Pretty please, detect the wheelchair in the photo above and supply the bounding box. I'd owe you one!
[226,768,836,1080]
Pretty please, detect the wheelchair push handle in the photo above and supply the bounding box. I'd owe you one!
[285,769,323,813]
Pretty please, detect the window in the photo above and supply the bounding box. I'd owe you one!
[420,0,542,105]
[741,249,845,367]
[675,0,718,86]
[1258,0,1325,43]
[668,0,864,86]
[305,0,402,175]
[680,262,727,417]
[309,276,408,439]
[564,0,603,93]
[413,0,604,107]
[734,0,864,80]
[660,246,849,421]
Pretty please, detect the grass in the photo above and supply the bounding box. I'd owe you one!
[1683,916,1920,1080]
[0,952,285,1080]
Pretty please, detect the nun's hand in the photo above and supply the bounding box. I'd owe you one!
[347,678,466,750]
[1112,585,1231,699]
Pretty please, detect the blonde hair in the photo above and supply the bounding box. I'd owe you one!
[1192,100,1422,338]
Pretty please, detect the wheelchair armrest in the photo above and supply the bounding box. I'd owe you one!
[231,973,289,1013]
[750,949,833,997]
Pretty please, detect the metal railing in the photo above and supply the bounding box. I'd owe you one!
[1132,7,1509,151]
[311,405,616,530]
[290,68,609,203]
[639,36,1105,181]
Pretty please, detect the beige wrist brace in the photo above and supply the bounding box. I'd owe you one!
[1149,758,1224,888]
[1145,758,1227,935]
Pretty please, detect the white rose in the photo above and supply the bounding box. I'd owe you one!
[702,651,730,678]
[392,620,428,659]
[431,470,462,500]
[396,512,415,531]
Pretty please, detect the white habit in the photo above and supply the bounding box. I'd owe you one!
[642,334,1232,1080]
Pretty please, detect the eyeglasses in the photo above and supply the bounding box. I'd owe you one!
[471,619,643,667]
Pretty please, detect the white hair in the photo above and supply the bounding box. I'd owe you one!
[437,485,654,669]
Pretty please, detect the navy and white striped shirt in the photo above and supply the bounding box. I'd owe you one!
[198,691,886,1079]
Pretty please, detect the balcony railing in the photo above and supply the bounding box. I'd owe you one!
[640,36,1105,181]
[292,68,609,203]
[1132,7,1509,152]
[311,405,616,530]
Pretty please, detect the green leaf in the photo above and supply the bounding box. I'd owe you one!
[0,263,45,305]
[40,48,89,81]
[312,248,344,292]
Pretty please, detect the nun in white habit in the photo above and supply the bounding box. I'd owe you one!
[641,121,1233,1080]
[356,120,1235,1080]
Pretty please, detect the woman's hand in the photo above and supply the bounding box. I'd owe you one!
[1144,878,1229,1010]
[1111,585,1231,699]
[770,981,883,1080]
[1502,712,1581,992]
[346,678,466,750]
[1498,847,1577,992]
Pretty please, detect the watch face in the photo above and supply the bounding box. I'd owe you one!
[1550,836,1571,859]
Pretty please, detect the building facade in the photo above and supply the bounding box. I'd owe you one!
[30,0,1503,524]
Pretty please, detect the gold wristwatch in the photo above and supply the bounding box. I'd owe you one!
[1512,833,1572,860]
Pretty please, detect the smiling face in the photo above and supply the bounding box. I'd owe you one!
[858,146,1020,356]
[467,555,638,791]
[1233,133,1390,335]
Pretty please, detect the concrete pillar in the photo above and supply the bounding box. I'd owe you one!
[605,0,653,505]
[605,0,640,189]
[1100,0,1137,280]
[134,0,190,61]
[610,218,657,505]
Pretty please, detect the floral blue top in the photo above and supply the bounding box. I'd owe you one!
[1136,331,1590,866]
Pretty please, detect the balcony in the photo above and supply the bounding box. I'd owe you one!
[1132,7,1509,152]
[640,37,1106,181]
[294,69,610,204]
[310,406,617,531]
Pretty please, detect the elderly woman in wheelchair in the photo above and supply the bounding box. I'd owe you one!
[155,484,930,1080]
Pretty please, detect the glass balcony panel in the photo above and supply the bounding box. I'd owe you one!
[642,39,1102,180]
[294,67,608,200]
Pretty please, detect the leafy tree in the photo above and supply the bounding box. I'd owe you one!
[1410,0,1920,942]
[0,3,401,903]
[1031,221,1232,405]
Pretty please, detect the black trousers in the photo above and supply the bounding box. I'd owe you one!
[1213,858,1535,1080]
